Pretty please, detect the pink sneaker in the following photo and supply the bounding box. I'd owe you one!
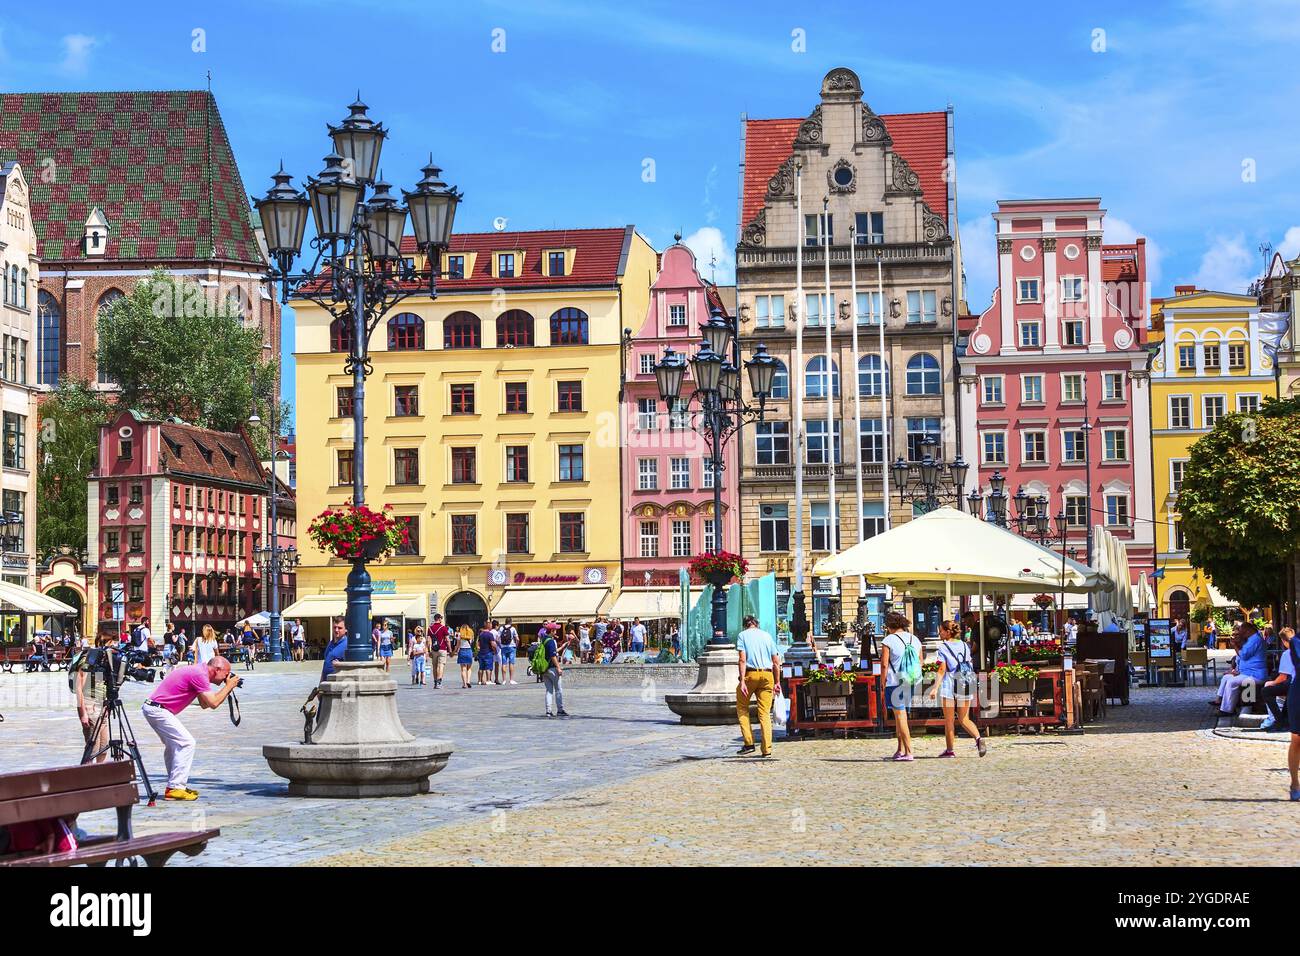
[893,753,914,762]
[938,749,956,758]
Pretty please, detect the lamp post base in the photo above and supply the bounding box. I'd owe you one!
[664,642,757,725]
[263,660,452,798]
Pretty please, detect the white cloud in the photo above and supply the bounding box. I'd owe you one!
[59,34,98,76]
[1277,226,1300,260]
[681,226,734,286]
[958,214,997,312]
[1105,215,1163,290]
[1190,234,1257,294]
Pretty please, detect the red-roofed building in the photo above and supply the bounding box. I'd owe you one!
[88,408,295,638]
[956,198,1154,603]
[0,91,279,393]
[734,67,964,638]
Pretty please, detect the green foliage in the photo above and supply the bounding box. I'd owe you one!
[1177,398,1300,607]
[96,269,281,452]
[36,380,113,559]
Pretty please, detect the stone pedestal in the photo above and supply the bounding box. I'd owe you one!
[665,643,757,725]
[263,661,452,798]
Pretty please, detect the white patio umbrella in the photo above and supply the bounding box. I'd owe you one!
[1136,571,1152,616]
[1091,524,1113,623]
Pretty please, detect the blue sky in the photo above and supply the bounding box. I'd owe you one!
[3,0,1298,428]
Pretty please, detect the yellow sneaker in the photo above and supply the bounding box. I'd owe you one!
[164,787,198,801]
[184,786,199,797]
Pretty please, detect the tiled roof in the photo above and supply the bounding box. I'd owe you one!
[1101,245,1139,282]
[0,90,263,264]
[741,111,950,227]
[158,420,264,489]
[400,226,632,289]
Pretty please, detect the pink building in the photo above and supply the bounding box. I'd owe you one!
[620,241,739,597]
[958,199,1154,590]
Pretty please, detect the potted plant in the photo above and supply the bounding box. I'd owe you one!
[688,550,748,588]
[804,664,855,697]
[307,502,409,562]
[993,661,1038,697]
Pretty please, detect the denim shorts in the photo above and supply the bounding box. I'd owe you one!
[411,656,426,674]
[478,655,494,670]
[379,645,393,658]
[885,683,914,710]
[500,645,516,664]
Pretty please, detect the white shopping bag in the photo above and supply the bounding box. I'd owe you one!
[772,689,790,728]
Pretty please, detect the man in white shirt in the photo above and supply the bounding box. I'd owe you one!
[135,619,153,654]
[630,618,647,654]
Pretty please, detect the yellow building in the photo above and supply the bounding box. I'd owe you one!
[1149,287,1280,620]
[292,227,656,635]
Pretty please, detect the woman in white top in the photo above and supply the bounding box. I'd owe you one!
[195,624,220,666]
[879,611,922,762]
[933,619,987,758]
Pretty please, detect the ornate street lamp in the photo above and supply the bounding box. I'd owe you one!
[654,307,772,642]
[255,98,462,663]
[890,436,968,514]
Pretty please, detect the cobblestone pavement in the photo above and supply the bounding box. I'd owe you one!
[3,666,1297,865]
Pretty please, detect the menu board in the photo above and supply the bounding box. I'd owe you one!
[1132,619,1148,651]
[1147,618,1173,659]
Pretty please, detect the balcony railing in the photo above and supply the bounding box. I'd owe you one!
[738,243,952,270]
[742,463,884,482]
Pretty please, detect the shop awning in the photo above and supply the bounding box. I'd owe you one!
[1006,592,1088,611]
[490,586,608,622]
[608,587,706,619]
[1205,581,1234,608]
[281,593,426,619]
[0,582,76,615]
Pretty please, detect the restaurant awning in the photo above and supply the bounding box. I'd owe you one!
[1205,581,1234,608]
[281,593,426,619]
[608,587,706,620]
[1006,592,1088,611]
[0,582,76,615]
[490,586,608,622]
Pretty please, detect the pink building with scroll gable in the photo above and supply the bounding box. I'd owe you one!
[957,198,1154,583]
[620,241,739,592]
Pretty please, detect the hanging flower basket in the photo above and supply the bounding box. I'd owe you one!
[1033,593,1054,609]
[307,502,409,562]
[688,550,747,587]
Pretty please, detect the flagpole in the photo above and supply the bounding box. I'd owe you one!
[792,160,808,650]
[877,252,890,530]
[849,223,865,606]
[822,198,837,614]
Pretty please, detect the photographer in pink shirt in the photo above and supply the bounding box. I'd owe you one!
[141,656,240,801]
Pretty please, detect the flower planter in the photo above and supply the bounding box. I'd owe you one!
[703,570,735,589]
[997,677,1035,709]
[808,680,854,698]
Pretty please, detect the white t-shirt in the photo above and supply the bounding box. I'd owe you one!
[1280,646,1296,681]
[882,631,920,684]
[631,623,646,643]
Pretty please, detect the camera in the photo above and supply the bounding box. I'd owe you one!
[120,649,156,683]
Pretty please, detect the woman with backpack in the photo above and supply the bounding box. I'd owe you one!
[933,619,988,758]
[880,611,922,762]
[456,624,475,688]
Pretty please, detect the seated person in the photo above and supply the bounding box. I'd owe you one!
[1261,627,1295,731]
[1214,622,1268,715]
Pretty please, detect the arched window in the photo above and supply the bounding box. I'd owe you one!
[857,354,890,397]
[329,317,354,353]
[387,312,425,351]
[769,360,789,400]
[804,355,840,399]
[37,291,61,387]
[550,307,588,346]
[496,309,535,347]
[96,289,125,385]
[905,353,940,395]
[443,311,481,349]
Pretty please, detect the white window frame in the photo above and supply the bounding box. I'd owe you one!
[638,520,659,558]
[638,352,655,376]
[1021,374,1044,404]
[1169,395,1192,429]
[1060,275,1084,302]
[1237,393,1261,414]
[754,294,785,329]
[636,397,658,431]
[981,430,1007,466]
[1102,428,1128,462]
[1022,430,1047,464]
[1227,341,1247,369]
[855,290,883,326]
[1062,429,1086,464]
[981,374,1004,406]
[1016,278,1040,303]
[668,303,688,327]
[906,290,937,325]
[1060,372,1084,404]
[1062,319,1086,346]
[1104,493,1131,528]
[1170,459,1188,494]
[1018,321,1041,348]
[670,519,692,558]
[1102,372,1125,401]
[1177,343,1196,370]
[670,457,691,490]
[637,457,659,490]
[1202,342,1221,370]
[1203,394,1226,428]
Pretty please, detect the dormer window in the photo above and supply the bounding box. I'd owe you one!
[118,438,133,461]
[497,253,515,278]
[548,251,565,276]
[446,254,465,279]
[83,207,109,258]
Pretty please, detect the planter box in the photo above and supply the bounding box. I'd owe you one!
[808,681,854,698]
[997,677,1035,708]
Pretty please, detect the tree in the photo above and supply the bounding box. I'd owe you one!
[1177,396,1300,608]
[36,379,113,559]
[97,269,281,450]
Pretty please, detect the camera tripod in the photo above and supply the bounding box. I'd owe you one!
[82,693,158,806]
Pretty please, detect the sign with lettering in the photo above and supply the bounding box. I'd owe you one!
[1147,618,1173,659]
[512,572,579,585]
[372,580,396,594]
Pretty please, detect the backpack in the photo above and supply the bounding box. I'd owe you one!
[897,635,922,685]
[530,638,550,676]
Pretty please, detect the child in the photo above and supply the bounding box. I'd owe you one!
[409,631,428,686]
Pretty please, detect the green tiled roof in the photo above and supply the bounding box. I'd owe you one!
[0,90,263,265]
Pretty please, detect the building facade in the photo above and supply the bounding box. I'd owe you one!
[620,240,738,599]
[88,409,280,636]
[1149,287,1284,620]
[1255,251,1300,398]
[0,162,41,588]
[0,91,278,395]
[292,227,657,635]
[958,199,1154,591]
[734,67,962,637]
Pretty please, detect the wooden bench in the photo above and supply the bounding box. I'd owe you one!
[0,762,220,867]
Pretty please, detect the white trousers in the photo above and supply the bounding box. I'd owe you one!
[1217,673,1258,713]
[142,704,196,789]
